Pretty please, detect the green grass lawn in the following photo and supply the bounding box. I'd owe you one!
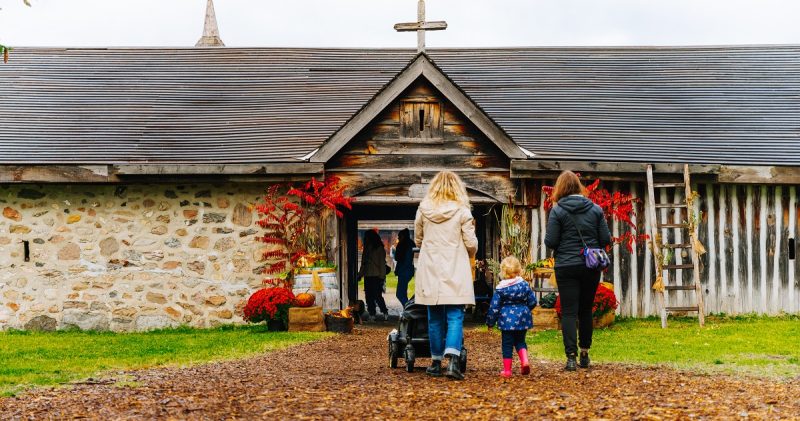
[0,325,330,397]
[522,315,800,379]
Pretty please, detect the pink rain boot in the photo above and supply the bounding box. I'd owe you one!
[518,348,530,375]
[500,358,513,378]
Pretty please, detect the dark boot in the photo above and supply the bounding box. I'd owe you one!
[565,353,577,371]
[444,354,464,380]
[426,360,443,377]
[579,350,590,369]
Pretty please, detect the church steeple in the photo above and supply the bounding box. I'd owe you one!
[196,0,225,47]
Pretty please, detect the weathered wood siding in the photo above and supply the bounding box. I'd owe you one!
[531,182,800,316]
[326,78,515,203]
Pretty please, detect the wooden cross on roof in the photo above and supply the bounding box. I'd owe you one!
[394,0,447,53]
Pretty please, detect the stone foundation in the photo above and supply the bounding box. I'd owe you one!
[0,183,272,331]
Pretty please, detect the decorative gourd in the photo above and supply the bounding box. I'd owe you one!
[294,292,316,308]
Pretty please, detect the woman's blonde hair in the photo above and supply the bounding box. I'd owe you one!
[500,255,523,279]
[424,170,470,208]
[551,170,586,204]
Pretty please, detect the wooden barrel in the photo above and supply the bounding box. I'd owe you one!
[293,269,339,312]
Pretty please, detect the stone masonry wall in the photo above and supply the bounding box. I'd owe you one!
[0,183,270,331]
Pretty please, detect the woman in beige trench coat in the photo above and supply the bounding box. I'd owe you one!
[414,171,478,380]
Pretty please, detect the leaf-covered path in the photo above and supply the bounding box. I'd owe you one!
[2,326,799,420]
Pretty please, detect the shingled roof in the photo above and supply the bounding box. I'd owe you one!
[1,46,799,165]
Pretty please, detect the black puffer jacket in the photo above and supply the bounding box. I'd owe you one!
[544,195,612,269]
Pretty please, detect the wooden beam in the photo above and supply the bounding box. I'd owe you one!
[393,21,447,31]
[330,170,515,203]
[113,163,323,175]
[718,165,800,184]
[0,165,116,183]
[353,195,497,205]
[510,160,720,178]
[512,160,800,185]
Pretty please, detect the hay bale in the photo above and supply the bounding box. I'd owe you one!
[531,307,559,331]
[288,306,325,332]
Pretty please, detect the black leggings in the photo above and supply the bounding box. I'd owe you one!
[501,330,527,359]
[555,265,601,356]
[364,276,387,316]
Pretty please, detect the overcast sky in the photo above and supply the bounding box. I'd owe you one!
[1,0,799,48]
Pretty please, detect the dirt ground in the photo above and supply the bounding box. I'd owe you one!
[2,326,799,420]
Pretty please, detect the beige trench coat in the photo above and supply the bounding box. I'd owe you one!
[413,200,478,305]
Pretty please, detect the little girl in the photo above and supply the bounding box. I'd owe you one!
[486,256,537,378]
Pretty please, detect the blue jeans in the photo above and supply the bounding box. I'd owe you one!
[427,305,464,359]
[396,273,412,307]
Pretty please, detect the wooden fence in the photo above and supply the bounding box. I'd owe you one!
[530,182,800,316]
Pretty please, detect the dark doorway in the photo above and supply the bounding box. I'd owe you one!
[345,204,489,312]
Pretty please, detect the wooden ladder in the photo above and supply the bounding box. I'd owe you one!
[646,164,705,328]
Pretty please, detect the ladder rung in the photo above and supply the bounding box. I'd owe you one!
[663,243,692,249]
[663,264,694,270]
[655,203,687,209]
[666,306,699,312]
[664,285,697,291]
[653,183,686,188]
[657,223,690,229]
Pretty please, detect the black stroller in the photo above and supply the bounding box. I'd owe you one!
[387,298,468,373]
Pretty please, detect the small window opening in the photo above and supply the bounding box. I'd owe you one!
[419,109,425,131]
[789,238,796,260]
[23,240,30,262]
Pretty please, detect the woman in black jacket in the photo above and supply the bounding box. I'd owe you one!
[544,171,612,371]
[358,230,389,322]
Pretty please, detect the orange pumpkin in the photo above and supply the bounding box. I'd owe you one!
[294,292,316,308]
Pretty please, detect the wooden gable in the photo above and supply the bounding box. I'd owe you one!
[326,77,516,203]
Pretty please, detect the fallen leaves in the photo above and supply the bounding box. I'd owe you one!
[0,327,798,419]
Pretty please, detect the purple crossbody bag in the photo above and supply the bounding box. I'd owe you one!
[564,211,611,270]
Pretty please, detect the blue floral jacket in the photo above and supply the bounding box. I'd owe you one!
[486,277,537,331]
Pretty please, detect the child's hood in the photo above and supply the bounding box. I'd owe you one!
[496,276,525,290]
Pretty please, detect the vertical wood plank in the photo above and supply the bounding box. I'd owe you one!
[731,186,742,314]
[530,207,539,263]
[779,188,790,312]
[759,186,768,313]
[612,183,621,313]
[643,185,653,316]
[339,218,349,308]
[696,183,710,313]
[705,184,717,314]
[718,185,728,313]
[539,194,547,260]
[745,185,755,313]
[629,181,639,317]
[772,186,783,314]
[692,181,707,312]
[789,187,797,313]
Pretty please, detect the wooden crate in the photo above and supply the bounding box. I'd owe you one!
[288,306,325,332]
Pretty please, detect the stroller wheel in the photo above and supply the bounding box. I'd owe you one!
[388,339,399,369]
[459,347,468,373]
[404,346,416,373]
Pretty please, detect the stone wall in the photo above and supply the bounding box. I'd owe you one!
[0,183,270,331]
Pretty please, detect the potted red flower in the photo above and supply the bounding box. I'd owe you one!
[554,282,619,328]
[243,287,296,331]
